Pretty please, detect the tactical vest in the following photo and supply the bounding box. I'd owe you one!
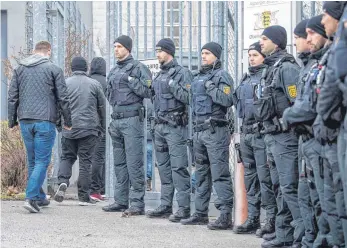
[254,57,296,121]
[235,72,261,125]
[334,6,347,80]
[191,69,222,120]
[108,61,142,106]
[153,66,184,113]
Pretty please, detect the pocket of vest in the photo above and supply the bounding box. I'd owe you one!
[160,93,176,111]
[195,95,212,115]
[244,99,254,120]
[273,93,290,117]
[236,98,244,119]
[253,96,274,120]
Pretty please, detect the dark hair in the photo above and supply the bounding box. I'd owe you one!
[34,41,51,52]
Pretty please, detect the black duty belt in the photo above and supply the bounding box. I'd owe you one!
[194,121,227,133]
[111,110,139,119]
[241,123,261,134]
[155,112,186,127]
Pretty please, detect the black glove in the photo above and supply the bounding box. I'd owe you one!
[204,80,215,89]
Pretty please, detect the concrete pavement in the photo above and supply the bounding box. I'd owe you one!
[1,200,262,248]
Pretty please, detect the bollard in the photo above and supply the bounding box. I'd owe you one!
[232,133,248,226]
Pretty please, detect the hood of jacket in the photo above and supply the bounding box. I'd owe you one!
[90,57,106,76]
[19,54,50,67]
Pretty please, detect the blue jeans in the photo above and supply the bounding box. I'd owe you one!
[147,141,153,179]
[20,121,56,200]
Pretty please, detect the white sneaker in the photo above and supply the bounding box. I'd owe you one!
[78,199,97,206]
[54,183,67,203]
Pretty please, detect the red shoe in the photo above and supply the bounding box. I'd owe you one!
[90,193,104,202]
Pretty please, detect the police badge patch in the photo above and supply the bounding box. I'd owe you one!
[287,85,297,98]
[223,86,231,95]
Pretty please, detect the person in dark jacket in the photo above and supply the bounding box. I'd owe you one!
[233,42,277,236]
[102,35,152,216]
[180,42,234,230]
[89,57,107,201]
[146,38,192,222]
[54,56,106,206]
[7,40,72,213]
[316,2,347,245]
[256,25,304,248]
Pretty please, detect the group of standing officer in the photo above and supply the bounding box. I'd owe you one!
[46,1,347,247]
[234,1,347,248]
[101,33,235,228]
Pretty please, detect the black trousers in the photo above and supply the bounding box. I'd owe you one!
[90,136,106,194]
[58,135,98,201]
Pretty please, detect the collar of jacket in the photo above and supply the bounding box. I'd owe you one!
[248,64,266,76]
[116,54,134,66]
[199,59,222,74]
[298,52,310,66]
[72,71,88,76]
[160,58,177,71]
[264,49,294,66]
[309,46,330,61]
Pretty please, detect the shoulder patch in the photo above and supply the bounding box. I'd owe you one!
[287,85,297,98]
[223,86,231,95]
[146,80,152,87]
[186,84,191,90]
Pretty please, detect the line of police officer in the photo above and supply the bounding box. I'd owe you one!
[102,33,235,228]
[101,1,347,247]
[233,1,347,248]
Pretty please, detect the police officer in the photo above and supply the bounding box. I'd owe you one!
[233,42,277,236]
[146,38,192,222]
[316,2,347,246]
[255,25,304,248]
[283,16,329,247]
[102,35,152,216]
[180,42,234,230]
[336,2,347,216]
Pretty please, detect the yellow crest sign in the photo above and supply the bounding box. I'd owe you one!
[223,86,231,95]
[287,85,297,98]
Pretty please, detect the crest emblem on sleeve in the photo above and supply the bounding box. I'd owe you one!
[288,85,297,98]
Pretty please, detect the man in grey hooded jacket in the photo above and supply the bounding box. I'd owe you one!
[7,41,72,213]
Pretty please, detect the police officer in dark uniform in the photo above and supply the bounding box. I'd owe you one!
[233,42,277,236]
[335,2,347,217]
[316,2,347,246]
[180,42,234,230]
[283,16,329,248]
[102,35,152,216]
[146,38,193,222]
[255,25,304,248]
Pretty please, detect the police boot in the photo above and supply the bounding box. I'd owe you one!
[146,205,172,218]
[207,213,232,230]
[180,212,209,225]
[261,238,292,248]
[256,218,276,238]
[102,202,128,212]
[121,206,145,217]
[263,232,276,241]
[233,216,260,234]
[169,207,190,223]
